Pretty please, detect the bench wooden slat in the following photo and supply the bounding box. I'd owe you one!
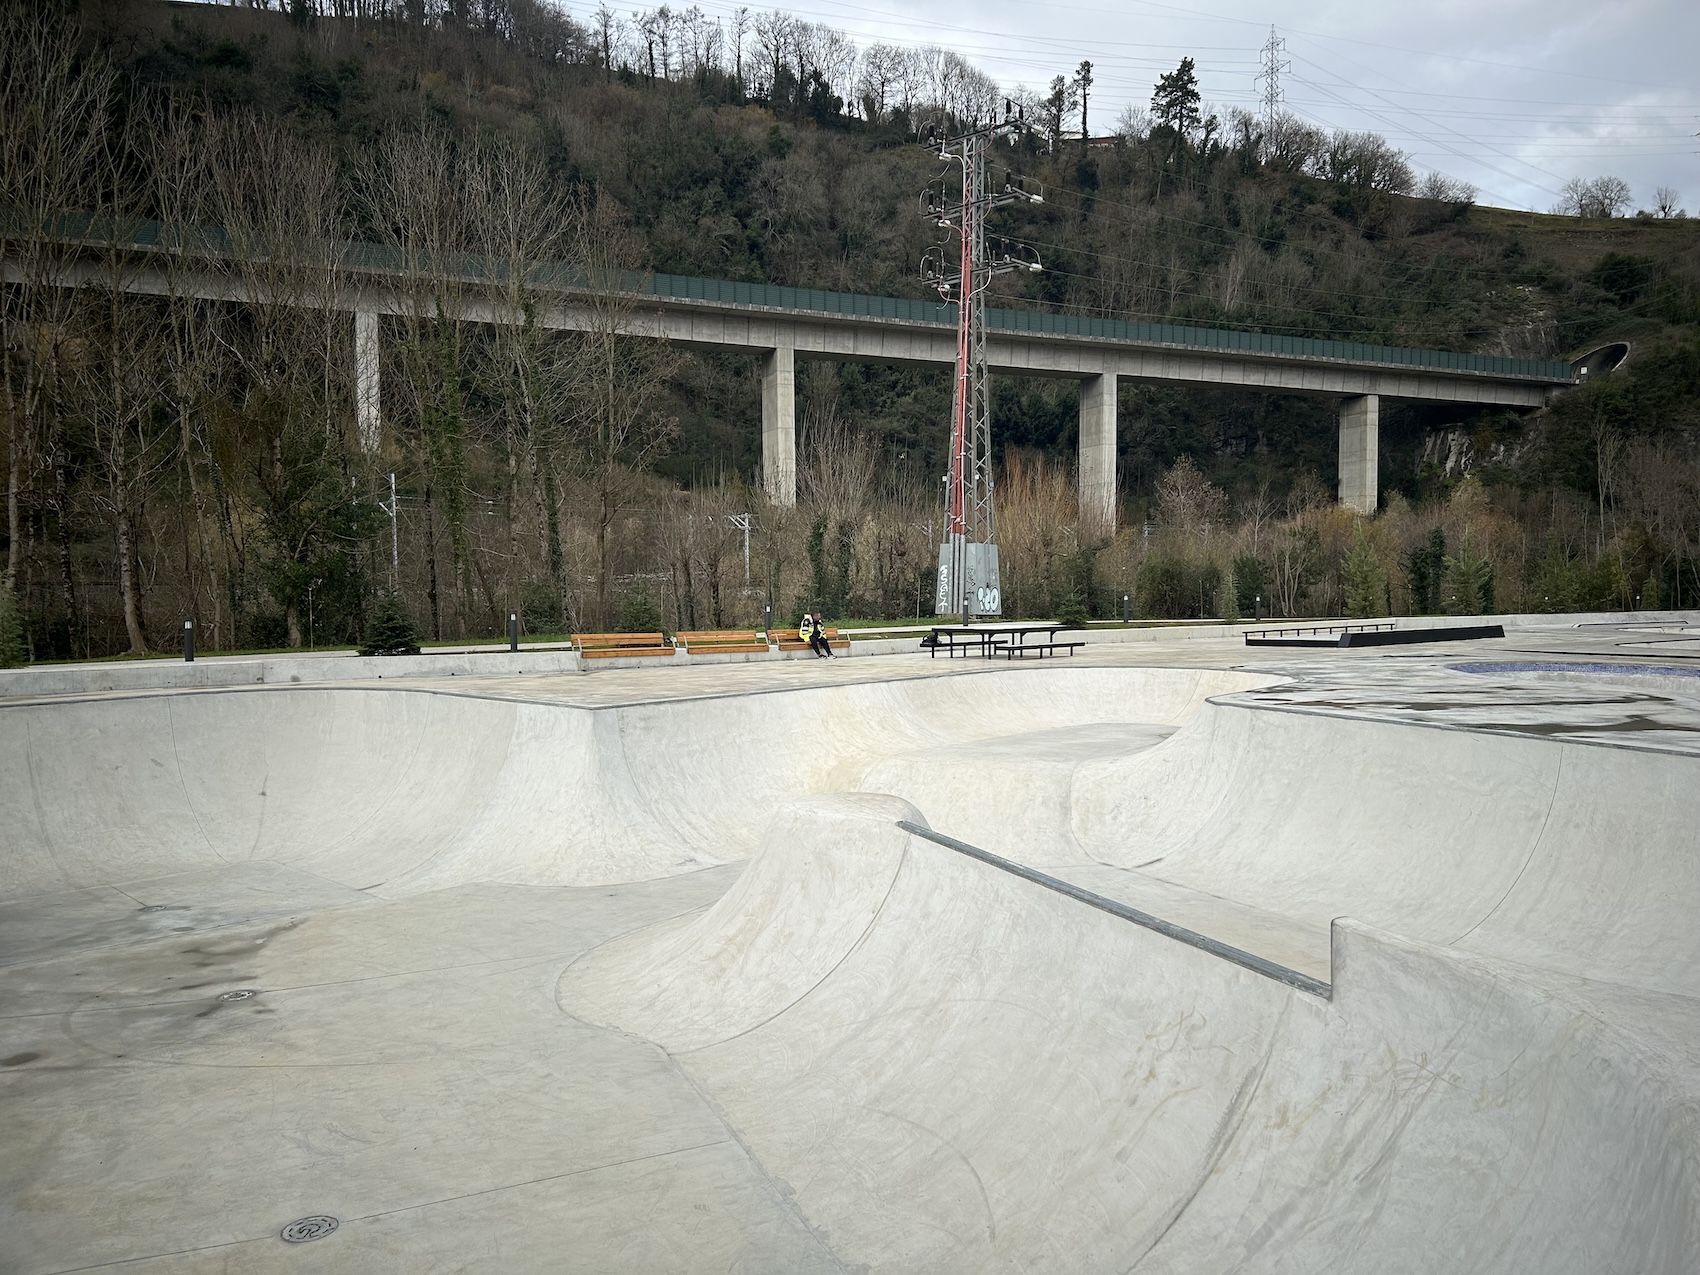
[676,629,769,655]
[572,632,675,659]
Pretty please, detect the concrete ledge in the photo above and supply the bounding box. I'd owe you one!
[6,609,1695,699]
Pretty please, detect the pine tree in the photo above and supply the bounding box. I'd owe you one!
[1342,532,1386,618]
[1220,566,1241,622]
[0,580,27,668]
[1056,585,1090,628]
[1056,545,1095,626]
[1231,554,1267,616]
[1151,57,1201,136]
[1443,532,1493,616]
[360,592,422,656]
[1642,570,1662,610]
[1402,528,1446,614]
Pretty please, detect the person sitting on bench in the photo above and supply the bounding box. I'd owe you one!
[807,610,833,658]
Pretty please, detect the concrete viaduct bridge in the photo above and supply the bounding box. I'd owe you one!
[13,219,1577,533]
[594,274,1573,528]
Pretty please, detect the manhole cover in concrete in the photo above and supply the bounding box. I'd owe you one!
[218,989,259,1002]
[280,1215,338,1243]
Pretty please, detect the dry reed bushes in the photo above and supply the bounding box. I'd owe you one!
[996,449,1079,619]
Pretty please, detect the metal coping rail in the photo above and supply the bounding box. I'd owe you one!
[8,211,1576,383]
[896,820,1331,998]
[1243,621,1394,638]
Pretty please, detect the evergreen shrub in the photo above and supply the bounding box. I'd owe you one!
[361,592,422,656]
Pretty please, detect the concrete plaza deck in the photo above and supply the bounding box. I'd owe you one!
[3,616,1699,1271]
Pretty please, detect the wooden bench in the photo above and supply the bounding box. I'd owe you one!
[676,629,771,655]
[571,632,675,659]
[773,625,849,654]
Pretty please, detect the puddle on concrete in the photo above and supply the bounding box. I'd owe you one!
[1263,694,1662,713]
[1466,715,1697,737]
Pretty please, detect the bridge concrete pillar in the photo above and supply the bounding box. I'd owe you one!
[761,345,796,507]
[1338,394,1379,515]
[355,310,381,454]
[1079,373,1118,537]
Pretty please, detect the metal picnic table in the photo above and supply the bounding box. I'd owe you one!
[926,623,1083,659]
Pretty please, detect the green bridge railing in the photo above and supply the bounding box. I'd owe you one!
[13,212,1575,383]
[643,271,1574,382]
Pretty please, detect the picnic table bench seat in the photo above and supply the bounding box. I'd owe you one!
[571,632,675,659]
[676,629,771,654]
[998,636,1085,658]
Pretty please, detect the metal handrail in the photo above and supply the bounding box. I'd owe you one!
[897,821,1330,997]
[1244,621,1395,638]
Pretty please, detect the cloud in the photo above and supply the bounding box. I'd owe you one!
[721,0,1699,211]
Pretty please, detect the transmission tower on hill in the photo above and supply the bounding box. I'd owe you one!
[1257,26,1288,127]
[919,106,1042,622]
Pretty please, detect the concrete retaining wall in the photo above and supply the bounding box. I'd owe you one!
[0,648,582,698]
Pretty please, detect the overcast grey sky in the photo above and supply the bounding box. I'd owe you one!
[676,0,1700,213]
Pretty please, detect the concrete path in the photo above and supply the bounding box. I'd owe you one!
[4,618,1700,1271]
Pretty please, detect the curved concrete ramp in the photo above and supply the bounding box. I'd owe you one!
[560,794,920,1052]
[0,689,710,897]
[560,795,1698,1272]
[1068,698,1700,993]
[0,667,1269,900]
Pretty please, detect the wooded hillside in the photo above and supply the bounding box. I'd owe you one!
[2,1,1698,662]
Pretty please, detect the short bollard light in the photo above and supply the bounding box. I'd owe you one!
[1122,594,1129,624]
[508,611,519,652]
[182,618,195,663]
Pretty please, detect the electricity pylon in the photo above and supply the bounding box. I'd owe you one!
[1257,27,1288,128]
[920,106,1041,622]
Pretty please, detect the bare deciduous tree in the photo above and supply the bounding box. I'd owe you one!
[566,191,681,628]
[359,123,482,637]
[1154,455,1227,537]
[211,112,364,648]
[0,6,115,646]
[1555,175,1633,219]
[475,134,575,610]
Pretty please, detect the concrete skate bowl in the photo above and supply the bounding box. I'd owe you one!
[561,693,1700,1272]
[0,665,1262,907]
[7,664,1700,1271]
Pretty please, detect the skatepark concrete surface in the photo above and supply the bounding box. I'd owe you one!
[4,616,1700,1271]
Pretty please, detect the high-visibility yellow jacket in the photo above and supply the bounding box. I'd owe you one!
[798,615,815,641]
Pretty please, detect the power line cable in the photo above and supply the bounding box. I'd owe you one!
[1286,67,1554,205]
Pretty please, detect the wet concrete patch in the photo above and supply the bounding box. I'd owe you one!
[0,866,805,1275]
[0,862,374,968]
